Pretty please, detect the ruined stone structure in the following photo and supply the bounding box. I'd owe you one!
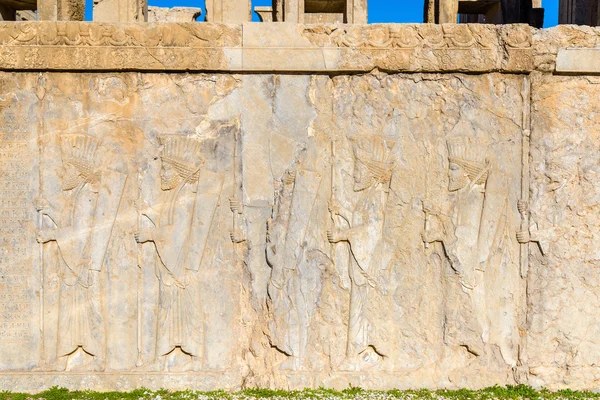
[559,0,600,25]
[255,0,367,23]
[4,0,600,394]
[424,0,544,26]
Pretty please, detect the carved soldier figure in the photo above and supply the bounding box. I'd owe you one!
[423,136,519,366]
[37,133,106,371]
[266,167,330,370]
[135,135,223,372]
[328,135,396,370]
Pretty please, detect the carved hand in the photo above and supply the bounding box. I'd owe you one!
[230,229,246,244]
[35,197,50,213]
[421,231,442,244]
[87,269,100,286]
[133,199,151,215]
[328,200,345,217]
[229,198,243,214]
[517,200,529,215]
[283,170,296,185]
[327,229,347,243]
[134,229,153,244]
[516,230,531,244]
[37,229,56,243]
[422,200,438,215]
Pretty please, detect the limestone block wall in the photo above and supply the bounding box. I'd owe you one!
[0,22,599,392]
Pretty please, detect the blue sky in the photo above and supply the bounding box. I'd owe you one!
[85,0,559,27]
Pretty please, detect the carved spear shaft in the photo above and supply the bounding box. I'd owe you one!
[36,73,45,363]
[520,76,531,279]
[330,139,336,262]
[232,129,240,241]
[423,138,432,251]
[136,170,143,367]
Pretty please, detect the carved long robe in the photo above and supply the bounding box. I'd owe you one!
[267,170,326,367]
[345,184,393,357]
[153,183,204,358]
[152,172,223,359]
[55,183,103,358]
[443,170,519,364]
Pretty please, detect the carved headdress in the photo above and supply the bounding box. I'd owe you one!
[60,133,100,177]
[159,135,203,182]
[351,135,395,185]
[447,136,489,185]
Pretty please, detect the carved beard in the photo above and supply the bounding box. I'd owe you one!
[161,174,182,191]
[448,173,470,192]
[354,175,375,192]
[61,166,84,191]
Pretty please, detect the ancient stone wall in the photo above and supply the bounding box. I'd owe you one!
[0,22,599,392]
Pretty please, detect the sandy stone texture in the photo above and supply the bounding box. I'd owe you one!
[527,73,600,390]
[0,71,537,391]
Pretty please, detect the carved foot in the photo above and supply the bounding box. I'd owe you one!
[33,358,67,372]
[337,348,384,372]
[279,356,304,371]
[167,358,202,372]
[68,358,105,372]
[337,357,359,372]
[135,359,162,371]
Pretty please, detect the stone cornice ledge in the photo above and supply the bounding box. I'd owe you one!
[0,21,564,73]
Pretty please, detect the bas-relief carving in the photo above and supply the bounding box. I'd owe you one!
[0,71,580,390]
[12,73,244,380]
[258,74,526,381]
[135,135,224,372]
[0,22,535,73]
[423,137,520,367]
[327,135,397,371]
[37,133,126,372]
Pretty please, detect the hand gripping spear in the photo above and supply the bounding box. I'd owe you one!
[36,73,46,363]
[329,139,350,290]
[135,169,144,367]
[230,127,245,246]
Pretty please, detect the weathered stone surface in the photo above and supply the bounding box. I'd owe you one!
[0,69,531,391]
[556,48,600,73]
[274,0,367,23]
[526,73,600,390]
[0,22,242,70]
[205,0,251,23]
[0,22,534,73]
[0,20,600,394]
[93,0,147,22]
[148,6,201,22]
[533,25,600,72]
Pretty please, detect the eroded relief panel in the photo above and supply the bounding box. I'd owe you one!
[0,71,533,391]
[0,76,39,371]
[0,72,246,382]
[239,73,526,389]
[527,74,600,390]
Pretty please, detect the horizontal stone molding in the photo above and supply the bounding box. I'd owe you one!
[0,372,242,392]
[5,23,600,73]
[0,21,541,73]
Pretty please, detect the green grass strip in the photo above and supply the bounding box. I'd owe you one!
[1,385,600,400]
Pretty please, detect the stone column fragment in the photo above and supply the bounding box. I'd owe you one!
[205,0,251,22]
[271,0,366,23]
[148,6,201,22]
[93,0,147,22]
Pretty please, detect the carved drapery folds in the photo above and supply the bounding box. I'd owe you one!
[0,63,585,390]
